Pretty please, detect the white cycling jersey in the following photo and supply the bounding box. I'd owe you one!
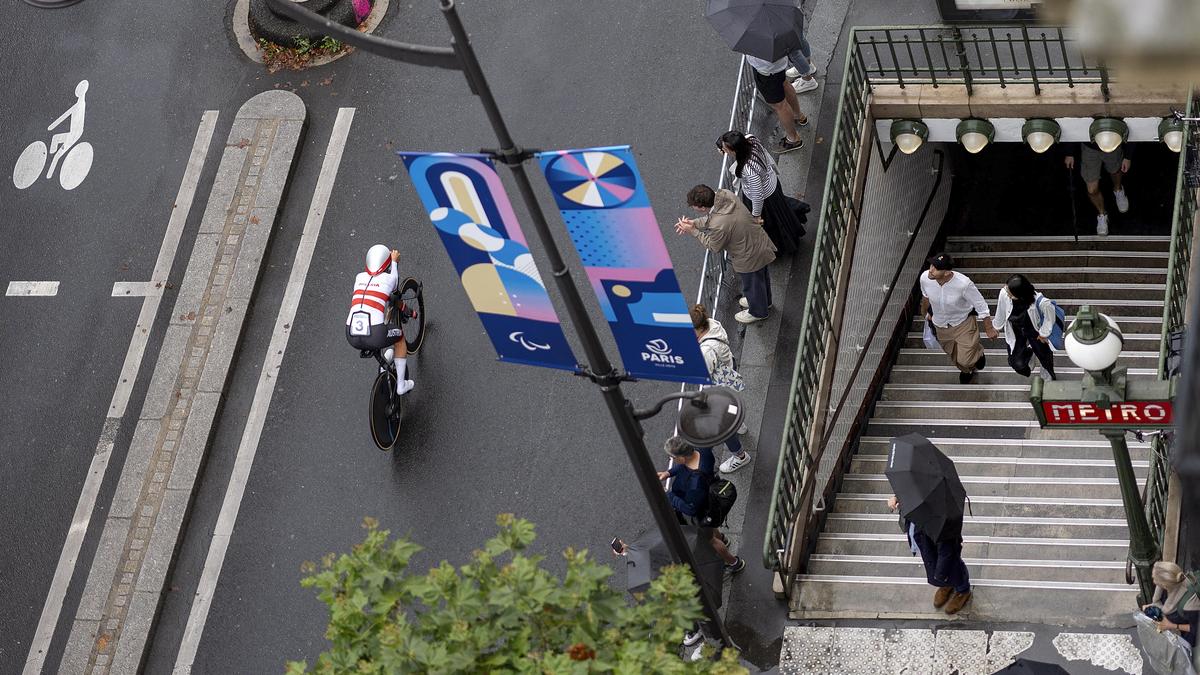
[346,260,399,326]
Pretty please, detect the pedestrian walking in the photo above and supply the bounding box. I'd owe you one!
[689,304,752,473]
[745,54,808,153]
[991,274,1058,381]
[920,253,998,384]
[656,437,745,574]
[1063,142,1133,236]
[718,130,807,255]
[889,495,972,614]
[676,184,776,324]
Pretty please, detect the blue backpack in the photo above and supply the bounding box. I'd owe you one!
[1034,294,1067,350]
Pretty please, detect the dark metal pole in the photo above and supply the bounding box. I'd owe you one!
[437,0,732,646]
[1100,428,1159,603]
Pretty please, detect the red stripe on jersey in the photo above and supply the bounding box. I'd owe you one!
[353,289,391,302]
[350,298,387,313]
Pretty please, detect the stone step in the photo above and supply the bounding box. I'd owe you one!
[872,401,1045,421]
[849,453,1149,479]
[948,250,1169,268]
[894,347,1160,369]
[823,513,1128,540]
[882,383,1036,402]
[839,473,1140,499]
[812,532,1129,562]
[901,331,1161,350]
[909,314,1163,334]
[806,553,1128,584]
[830,492,1127,519]
[885,365,1158,385]
[856,435,1152,460]
[974,282,1166,302]
[791,572,1137,624]
[962,267,1167,284]
[945,234,1171,253]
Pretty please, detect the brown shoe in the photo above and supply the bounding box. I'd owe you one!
[933,586,953,609]
[944,590,972,615]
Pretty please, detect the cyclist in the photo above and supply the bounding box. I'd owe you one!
[346,245,414,410]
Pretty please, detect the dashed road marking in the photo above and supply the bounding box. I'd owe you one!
[172,107,355,674]
[110,281,164,297]
[6,281,60,296]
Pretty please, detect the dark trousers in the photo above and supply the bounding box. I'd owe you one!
[1007,323,1055,378]
[913,528,970,593]
[738,266,772,318]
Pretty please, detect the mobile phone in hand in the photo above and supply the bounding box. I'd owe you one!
[610,537,623,554]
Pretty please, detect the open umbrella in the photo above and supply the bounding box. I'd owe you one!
[884,433,967,541]
[992,659,1072,674]
[621,526,725,604]
[705,0,805,62]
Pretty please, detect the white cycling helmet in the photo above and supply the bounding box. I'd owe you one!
[365,244,390,275]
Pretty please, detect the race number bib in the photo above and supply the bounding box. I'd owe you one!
[349,311,372,336]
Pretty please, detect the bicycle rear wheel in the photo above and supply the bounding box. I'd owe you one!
[398,277,426,354]
[368,369,403,451]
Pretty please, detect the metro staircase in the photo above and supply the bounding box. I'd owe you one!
[792,235,1169,624]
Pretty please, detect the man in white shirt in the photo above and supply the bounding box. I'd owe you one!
[920,253,998,384]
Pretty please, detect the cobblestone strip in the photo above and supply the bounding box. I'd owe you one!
[60,91,305,675]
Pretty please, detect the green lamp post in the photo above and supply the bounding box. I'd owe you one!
[1030,306,1177,604]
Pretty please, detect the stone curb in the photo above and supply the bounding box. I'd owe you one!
[232,0,390,67]
[60,90,307,675]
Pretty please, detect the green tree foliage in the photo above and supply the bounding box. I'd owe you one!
[286,514,747,674]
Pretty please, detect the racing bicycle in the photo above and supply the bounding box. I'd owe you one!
[360,277,426,450]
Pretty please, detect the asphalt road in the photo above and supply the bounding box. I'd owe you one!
[2,1,741,672]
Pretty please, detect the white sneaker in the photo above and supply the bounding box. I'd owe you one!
[1096,213,1109,236]
[785,66,800,79]
[682,630,704,647]
[792,77,818,94]
[720,452,752,473]
[734,309,767,324]
[1114,189,1130,213]
[739,297,772,309]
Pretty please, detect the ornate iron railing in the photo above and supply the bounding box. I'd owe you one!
[853,25,1111,98]
[1145,93,1197,553]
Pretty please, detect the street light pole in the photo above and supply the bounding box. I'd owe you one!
[267,0,733,647]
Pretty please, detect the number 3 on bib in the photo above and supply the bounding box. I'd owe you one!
[350,311,371,336]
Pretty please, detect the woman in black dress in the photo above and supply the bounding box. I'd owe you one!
[717,130,806,255]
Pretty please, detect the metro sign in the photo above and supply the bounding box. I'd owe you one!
[1041,400,1174,428]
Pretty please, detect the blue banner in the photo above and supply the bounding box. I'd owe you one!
[400,152,577,371]
[536,146,710,384]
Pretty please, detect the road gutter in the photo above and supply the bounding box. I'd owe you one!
[59,91,306,675]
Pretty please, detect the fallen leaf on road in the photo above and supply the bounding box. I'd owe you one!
[250,215,261,224]
[319,77,334,86]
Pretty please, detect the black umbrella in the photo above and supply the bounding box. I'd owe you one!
[621,526,725,605]
[705,0,805,62]
[992,658,1072,674]
[884,433,967,541]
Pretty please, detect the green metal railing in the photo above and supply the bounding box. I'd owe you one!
[1145,93,1196,553]
[764,25,1117,575]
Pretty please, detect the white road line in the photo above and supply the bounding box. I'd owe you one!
[173,108,355,674]
[110,281,164,297]
[23,110,219,675]
[6,281,60,296]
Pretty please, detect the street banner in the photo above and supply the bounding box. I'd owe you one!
[400,152,577,371]
[536,146,710,384]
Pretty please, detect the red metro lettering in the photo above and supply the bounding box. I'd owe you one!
[1042,401,1173,426]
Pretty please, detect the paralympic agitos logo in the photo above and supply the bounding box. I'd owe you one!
[641,339,684,365]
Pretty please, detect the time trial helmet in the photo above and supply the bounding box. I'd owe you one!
[365,244,390,275]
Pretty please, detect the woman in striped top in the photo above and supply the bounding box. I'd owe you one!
[718,130,806,255]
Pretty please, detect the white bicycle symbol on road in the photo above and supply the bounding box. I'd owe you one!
[13,79,94,191]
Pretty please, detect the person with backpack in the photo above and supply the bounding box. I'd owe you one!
[990,274,1060,381]
[690,304,752,474]
[657,437,746,574]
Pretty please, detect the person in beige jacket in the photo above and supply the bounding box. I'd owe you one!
[675,184,777,324]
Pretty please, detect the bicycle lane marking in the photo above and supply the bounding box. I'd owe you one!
[22,110,219,675]
[171,106,355,674]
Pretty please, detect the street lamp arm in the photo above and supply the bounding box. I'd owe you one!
[632,391,703,421]
[264,0,461,71]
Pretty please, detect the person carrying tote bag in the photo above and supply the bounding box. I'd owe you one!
[991,274,1058,381]
[690,304,752,474]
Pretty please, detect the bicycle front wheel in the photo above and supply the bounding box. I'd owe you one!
[368,369,403,451]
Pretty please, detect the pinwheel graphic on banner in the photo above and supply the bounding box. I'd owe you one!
[537,146,710,384]
[400,152,577,371]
